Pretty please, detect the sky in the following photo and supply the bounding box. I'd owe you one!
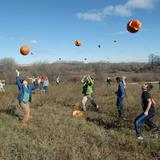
[0,0,160,64]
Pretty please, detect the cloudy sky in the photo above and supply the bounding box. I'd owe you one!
[0,0,159,64]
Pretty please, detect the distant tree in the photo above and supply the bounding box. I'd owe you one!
[148,54,160,69]
[0,58,17,83]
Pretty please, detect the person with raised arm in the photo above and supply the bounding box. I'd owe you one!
[16,70,40,128]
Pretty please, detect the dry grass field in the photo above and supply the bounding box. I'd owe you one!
[0,82,160,160]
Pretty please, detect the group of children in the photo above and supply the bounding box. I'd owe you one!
[80,75,159,140]
[27,75,49,93]
[38,75,49,93]
[14,70,159,139]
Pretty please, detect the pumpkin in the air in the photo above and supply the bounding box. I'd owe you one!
[127,19,142,33]
[20,45,30,56]
[75,40,81,46]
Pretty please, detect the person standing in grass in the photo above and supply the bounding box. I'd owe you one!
[106,77,112,86]
[0,80,5,93]
[43,77,49,93]
[134,83,159,140]
[56,76,60,85]
[81,75,99,112]
[16,70,40,128]
[28,76,39,83]
[115,77,125,118]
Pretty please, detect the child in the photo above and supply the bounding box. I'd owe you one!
[0,80,5,93]
[134,83,158,140]
[81,75,99,112]
[16,70,39,128]
[56,76,60,85]
[43,77,49,93]
[28,76,39,83]
[106,77,111,86]
[115,77,125,118]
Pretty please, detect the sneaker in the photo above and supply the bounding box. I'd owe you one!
[137,136,143,140]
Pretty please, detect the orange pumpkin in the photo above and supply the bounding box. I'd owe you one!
[75,40,81,46]
[72,110,85,118]
[127,19,142,33]
[20,45,30,56]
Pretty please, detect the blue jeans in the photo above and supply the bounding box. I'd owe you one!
[116,97,125,117]
[43,86,48,93]
[134,110,156,137]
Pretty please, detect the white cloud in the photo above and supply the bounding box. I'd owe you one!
[76,12,103,21]
[28,39,38,45]
[76,0,158,21]
[126,0,156,9]
[102,5,114,15]
[76,5,114,21]
[115,5,132,16]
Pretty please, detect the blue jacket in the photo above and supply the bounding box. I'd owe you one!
[117,82,125,98]
[16,76,39,103]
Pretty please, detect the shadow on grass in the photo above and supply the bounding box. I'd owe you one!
[86,116,133,130]
[0,105,20,119]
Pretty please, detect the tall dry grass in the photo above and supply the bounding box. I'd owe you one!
[0,82,160,160]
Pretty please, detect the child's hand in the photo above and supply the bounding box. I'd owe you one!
[16,69,20,76]
[144,111,148,116]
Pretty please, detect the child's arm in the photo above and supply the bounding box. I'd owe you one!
[152,98,156,105]
[88,78,94,85]
[144,98,152,116]
[81,76,86,84]
[16,70,22,89]
[30,81,40,90]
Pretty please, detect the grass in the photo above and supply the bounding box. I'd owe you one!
[0,82,160,160]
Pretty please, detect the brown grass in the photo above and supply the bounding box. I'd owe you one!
[0,82,160,160]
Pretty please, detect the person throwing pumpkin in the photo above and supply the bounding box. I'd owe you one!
[16,69,40,128]
[81,75,99,112]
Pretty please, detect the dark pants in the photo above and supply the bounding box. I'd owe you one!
[116,97,125,117]
[134,110,156,137]
[43,86,48,93]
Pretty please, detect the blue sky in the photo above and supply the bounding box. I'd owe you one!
[0,0,160,64]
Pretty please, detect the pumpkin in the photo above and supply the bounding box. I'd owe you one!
[127,19,142,33]
[75,40,81,46]
[72,110,85,118]
[20,45,30,56]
